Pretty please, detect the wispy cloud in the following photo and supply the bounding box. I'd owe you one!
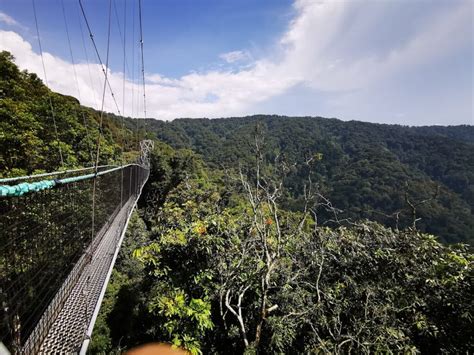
[219,50,250,64]
[0,0,471,123]
[0,11,27,31]
[0,12,19,26]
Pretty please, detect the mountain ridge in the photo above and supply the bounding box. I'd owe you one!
[131,114,474,244]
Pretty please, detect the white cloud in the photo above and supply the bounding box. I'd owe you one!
[219,50,250,63]
[0,11,28,31]
[0,0,471,122]
[0,12,19,26]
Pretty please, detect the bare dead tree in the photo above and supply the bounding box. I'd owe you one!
[405,183,440,229]
[222,126,349,350]
[220,125,287,349]
[366,209,402,231]
[225,286,251,347]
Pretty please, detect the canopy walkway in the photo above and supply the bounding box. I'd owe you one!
[0,140,153,354]
[1,0,151,352]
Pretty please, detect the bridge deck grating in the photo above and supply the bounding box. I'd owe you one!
[38,199,134,353]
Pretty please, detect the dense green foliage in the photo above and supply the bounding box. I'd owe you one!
[0,51,138,177]
[2,48,472,353]
[91,145,473,354]
[134,116,474,245]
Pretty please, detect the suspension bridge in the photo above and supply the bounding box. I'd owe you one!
[0,140,153,354]
[0,0,152,353]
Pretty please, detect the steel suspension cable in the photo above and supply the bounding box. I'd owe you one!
[77,3,100,111]
[138,0,147,120]
[31,0,64,167]
[113,0,131,79]
[131,0,139,149]
[136,48,142,144]
[89,0,113,265]
[61,0,94,165]
[92,0,113,172]
[78,0,122,117]
[119,0,127,207]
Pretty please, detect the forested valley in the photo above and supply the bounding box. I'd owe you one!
[1,52,473,354]
[130,116,474,245]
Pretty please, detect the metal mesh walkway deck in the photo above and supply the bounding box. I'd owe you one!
[37,198,135,353]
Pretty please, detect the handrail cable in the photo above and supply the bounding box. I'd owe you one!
[32,0,64,167]
[0,164,138,197]
[0,165,116,183]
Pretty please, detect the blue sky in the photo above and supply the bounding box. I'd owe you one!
[0,0,472,125]
[0,0,293,76]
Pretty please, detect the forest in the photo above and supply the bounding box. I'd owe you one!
[130,115,474,245]
[1,51,473,353]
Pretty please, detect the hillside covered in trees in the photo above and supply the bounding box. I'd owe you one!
[0,51,143,177]
[133,116,474,245]
[89,142,473,354]
[1,52,472,353]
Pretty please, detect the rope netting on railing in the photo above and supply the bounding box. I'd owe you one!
[0,164,149,353]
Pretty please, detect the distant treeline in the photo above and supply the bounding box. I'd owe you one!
[129,115,474,245]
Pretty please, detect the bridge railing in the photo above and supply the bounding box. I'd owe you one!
[0,165,117,185]
[0,164,149,353]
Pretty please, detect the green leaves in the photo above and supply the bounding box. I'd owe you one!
[143,114,474,245]
[0,51,135,177]
[148,288,213,355]
[88,120,473,354]
[133,242,161,267]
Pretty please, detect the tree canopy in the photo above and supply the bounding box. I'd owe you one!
[0,51,140,177]
[133,115,474,245]
[91,144,473,354]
